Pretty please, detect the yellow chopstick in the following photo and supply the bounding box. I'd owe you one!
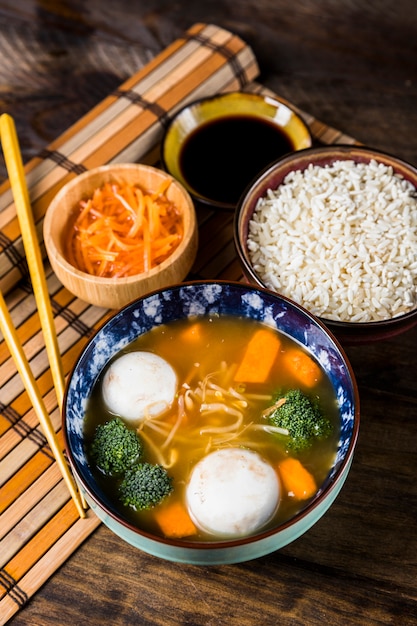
[0,113,86,516]
[0,288,86,518]
[0,113,65,408]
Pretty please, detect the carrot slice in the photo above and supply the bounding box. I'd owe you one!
[154,500,198,539]
[180,322,203,343]
[278,457,317,500]
[234,328,281,383]
[282,348,322,388]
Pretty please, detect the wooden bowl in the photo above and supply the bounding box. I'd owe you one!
[43,164,198,309]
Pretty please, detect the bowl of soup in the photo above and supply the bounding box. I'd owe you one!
[161,91,312,211]
[63,280,359,564]
[234,145,417,344]
[43,163,198,309]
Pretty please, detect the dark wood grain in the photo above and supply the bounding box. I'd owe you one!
[1,1,417,624]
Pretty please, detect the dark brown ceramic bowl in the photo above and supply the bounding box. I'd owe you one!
[234,145,417,344]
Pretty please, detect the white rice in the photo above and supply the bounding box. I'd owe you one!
[246,159,417,322]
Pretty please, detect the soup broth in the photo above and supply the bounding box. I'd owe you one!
[84,315,340,542]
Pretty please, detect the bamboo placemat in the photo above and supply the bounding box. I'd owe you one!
[0,22,356,624]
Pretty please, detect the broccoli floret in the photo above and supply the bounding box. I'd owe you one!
[119,463,173,510]
[266,389,332,451]
[90,418,143,476]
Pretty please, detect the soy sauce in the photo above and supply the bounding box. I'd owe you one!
[179,115,295,207]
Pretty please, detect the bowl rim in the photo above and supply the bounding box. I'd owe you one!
[43,162,197,287]
[234,144,417,332]
[63,278,360,551]
[160,90,313,211]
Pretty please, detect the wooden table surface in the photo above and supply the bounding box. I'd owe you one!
[1,1,416,625]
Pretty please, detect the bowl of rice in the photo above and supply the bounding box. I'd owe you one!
[234,145,417,343]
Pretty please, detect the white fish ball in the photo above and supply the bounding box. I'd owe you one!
[186,448,280,538]
[102,351,177,421]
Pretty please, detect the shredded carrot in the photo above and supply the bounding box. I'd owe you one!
[277,457,317,500]
[154,500,198,539]
[282,348,322,388]
[234,328,281,384]
[65,179,183,278]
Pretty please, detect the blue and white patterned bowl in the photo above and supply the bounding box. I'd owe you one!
[63,280,359,564]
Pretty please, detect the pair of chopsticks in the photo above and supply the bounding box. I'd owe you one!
[0,113,86,518]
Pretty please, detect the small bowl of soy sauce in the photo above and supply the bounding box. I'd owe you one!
[161,91,312,211]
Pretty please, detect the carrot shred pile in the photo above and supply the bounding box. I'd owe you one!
[65,179,184,277]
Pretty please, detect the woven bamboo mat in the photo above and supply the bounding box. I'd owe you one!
[0,22,357,624]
